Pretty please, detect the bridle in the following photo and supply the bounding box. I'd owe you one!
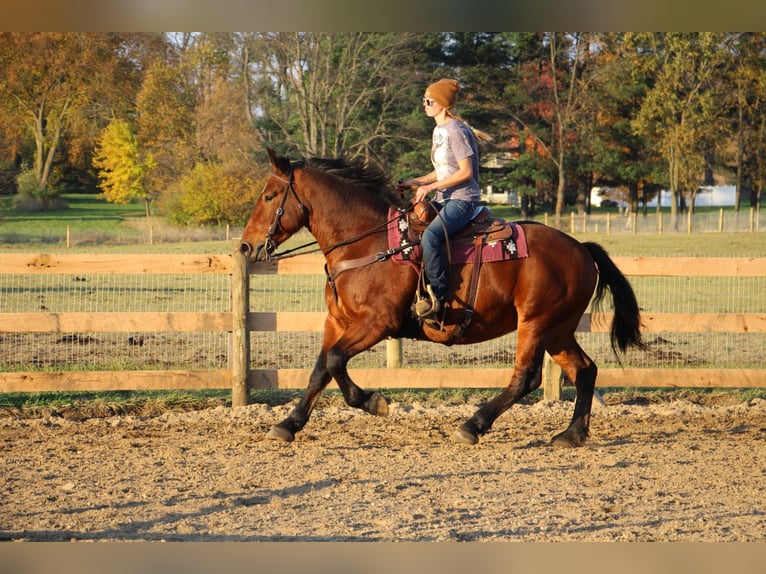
[263,162,309,258]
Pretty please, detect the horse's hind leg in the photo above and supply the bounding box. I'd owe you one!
[454,329,545,445]
[547,337,598,448]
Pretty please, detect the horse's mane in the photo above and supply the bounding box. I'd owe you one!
[303,155,403,207]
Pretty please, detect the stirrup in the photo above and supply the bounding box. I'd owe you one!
[415,284,441,318]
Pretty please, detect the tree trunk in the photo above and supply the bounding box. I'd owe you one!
[735,100,745,213]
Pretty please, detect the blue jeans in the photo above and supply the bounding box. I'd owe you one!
[421,199,475,301]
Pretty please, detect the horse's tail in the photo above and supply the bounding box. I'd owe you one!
[582,242,647,357]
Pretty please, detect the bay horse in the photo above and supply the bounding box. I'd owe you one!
[240,148,645,447]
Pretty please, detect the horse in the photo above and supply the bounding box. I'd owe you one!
[240,148,646,447]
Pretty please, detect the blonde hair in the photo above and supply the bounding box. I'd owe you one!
[446,110,494,143]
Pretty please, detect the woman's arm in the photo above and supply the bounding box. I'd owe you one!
[414,158,473,202]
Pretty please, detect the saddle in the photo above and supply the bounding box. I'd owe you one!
[407,200,514,245]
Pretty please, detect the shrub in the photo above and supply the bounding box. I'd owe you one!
[162,161,265,226]
[12,167,66,211]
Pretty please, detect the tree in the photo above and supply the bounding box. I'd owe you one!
[169,160,265,226]
[254,32,420,162]
[500,33,557,216]
[135,57,197,200]
[725,33,766,211]
[0,33,130,199]
[578,33,662,216]
[632,33,729,229]
[546,33,591,221]
[92,118,155,217]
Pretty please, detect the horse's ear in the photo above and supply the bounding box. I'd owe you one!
[266,147,291,177]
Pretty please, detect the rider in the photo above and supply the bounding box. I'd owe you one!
[397,78,492,320]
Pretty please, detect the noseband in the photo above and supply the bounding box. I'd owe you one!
[264,162,309,256]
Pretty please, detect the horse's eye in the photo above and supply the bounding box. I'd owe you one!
[263,193,276,203]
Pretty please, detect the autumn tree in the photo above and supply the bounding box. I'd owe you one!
[136,61,196,205]
[0,33,134,201]
[545,33,592,221]
[577,33,662,216]
[92,118,155,218]
[140,33,265,225]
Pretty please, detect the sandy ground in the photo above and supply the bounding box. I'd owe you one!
[1,393,766,542]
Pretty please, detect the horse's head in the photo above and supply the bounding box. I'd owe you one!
[240,148,309,262]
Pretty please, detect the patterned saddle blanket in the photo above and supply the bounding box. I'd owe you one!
[386,207,529,269]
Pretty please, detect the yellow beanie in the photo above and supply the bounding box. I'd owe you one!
[425,78,460,109]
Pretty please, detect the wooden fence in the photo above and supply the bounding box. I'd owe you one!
[1,245,766,406]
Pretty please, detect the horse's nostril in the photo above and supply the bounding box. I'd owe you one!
[240,242,252,256]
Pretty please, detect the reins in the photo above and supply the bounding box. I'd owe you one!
[265,163,413,261]
[266,210,407,261]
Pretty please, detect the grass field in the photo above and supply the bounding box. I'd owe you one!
[1,193,764,256]
[0,194,234,252]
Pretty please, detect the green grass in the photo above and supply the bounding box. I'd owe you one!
[0,193,143,242]
[0,193,236,252]
[3,386,764,419]
[574,232,766,257]
[0,389,232,418]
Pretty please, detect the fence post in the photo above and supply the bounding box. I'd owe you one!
[230,240,250,407]
[386,338,402,368]
[542,352,562,401]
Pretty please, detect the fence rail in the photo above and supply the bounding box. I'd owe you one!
[1,247,766,404]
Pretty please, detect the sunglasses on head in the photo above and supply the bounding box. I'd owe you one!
[422,98,436,107]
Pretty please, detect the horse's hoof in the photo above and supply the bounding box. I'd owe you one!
[453,426,479,445]
[365,392,389,417]
[550,429,586,448]
[267,425,294,442]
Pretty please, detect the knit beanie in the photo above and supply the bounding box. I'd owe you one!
[425,78,460,109]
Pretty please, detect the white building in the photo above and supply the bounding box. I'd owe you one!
[646,186,737,208]
[481,184,518,205]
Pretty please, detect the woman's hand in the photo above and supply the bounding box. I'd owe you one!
[396,179,418,193]
[415,184,434,203]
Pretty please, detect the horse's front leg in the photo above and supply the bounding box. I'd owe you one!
[267,312,392,442]
[267,352,332,442]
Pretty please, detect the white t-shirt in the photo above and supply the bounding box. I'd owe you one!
[430,118,480,204]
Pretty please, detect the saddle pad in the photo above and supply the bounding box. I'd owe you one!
[387,207,529,269]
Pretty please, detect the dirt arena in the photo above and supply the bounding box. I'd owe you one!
[1,392,765,542]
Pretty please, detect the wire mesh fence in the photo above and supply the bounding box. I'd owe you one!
[4,264,764,377]
[0,272,231,372]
